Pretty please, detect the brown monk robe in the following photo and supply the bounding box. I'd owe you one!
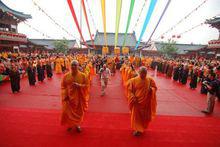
[61,60,89,133]
[127,66,157,136]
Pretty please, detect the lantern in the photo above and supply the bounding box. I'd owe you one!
[102,46,109,55]
[122,47,129,55]
[114,47,120,55]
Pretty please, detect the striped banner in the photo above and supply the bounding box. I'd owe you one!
[81,0,95,48]
[135,0,158,50]
[122,0,135,47]
[67,0,88,47]
[100,0,107,46]
[115,0,123,48]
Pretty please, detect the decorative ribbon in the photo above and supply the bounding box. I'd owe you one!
[100,0,107,46]
[146,0,171,44]
[81,0,95,49]
[135,0,158,50]
[67,0,88,47]
[115,0,123,47]
[122,0,135,47]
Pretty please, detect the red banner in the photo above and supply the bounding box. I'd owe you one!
[67,0,88,47]
[81,0,95,49]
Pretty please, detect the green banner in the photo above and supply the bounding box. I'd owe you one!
[123,0,135,47]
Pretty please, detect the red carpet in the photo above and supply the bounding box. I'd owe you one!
[0,108,220,147]
[0,70,220,146]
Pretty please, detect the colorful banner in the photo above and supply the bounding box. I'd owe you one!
[135,0,158,50]
[122,0,135,47]
[100,0,107,46]
[67,0,88,47]
[114,0,123,48]
[146,0,171,44]
[81,0,95,48]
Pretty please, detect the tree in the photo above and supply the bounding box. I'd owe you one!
[160,40,178,57]
[53,39,69,53]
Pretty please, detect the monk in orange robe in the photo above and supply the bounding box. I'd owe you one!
[61,60,89,133]
[127,66,157,136]
[55,57,62,74]
[65,57,71,71]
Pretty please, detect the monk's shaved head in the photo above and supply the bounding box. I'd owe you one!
[139,66,147,79]
[71,60,79,66]
[139,66,147,74]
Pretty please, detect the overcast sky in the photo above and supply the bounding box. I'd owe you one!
[3,0,220,45]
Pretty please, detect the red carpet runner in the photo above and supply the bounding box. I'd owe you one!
[0,71,220,147]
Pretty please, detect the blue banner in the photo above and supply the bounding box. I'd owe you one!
[135,0,158,49]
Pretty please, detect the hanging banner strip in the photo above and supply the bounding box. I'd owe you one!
[67,0,88,47]
[135,0,158,50]
[146,0,171,44]
[122,0,135,47]
[100,0,107,46]
[81,0,95,49]
[114,0,123,47]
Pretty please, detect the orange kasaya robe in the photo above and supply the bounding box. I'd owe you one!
[124,67,130,86]
[120,64,126,81]
[124,69,138,97]
[61,71,89,127]
[65,58,71,71]
[60,58,65,69]
[83,66,91,83]
[88,62,95,75]
[127,76,157,132]
[55,58,62,74]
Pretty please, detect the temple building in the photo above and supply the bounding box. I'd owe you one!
[86,31,143,55]
[0,0,31,52]
[198,16,220,59]
[142,41,206,58]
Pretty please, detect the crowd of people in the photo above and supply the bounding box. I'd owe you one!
[150,57,220,114]
[150,57,220,96]
[1,51,220,136]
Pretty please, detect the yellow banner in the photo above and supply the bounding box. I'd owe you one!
[101,0,107,46]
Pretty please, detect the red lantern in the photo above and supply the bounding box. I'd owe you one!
[177,35,181,38]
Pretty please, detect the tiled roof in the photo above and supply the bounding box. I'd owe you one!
[0,0,31,20]
[29,39,77,50]
[86,31,137,47]
[154,42,207,54]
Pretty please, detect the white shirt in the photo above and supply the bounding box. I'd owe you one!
[99,68,111,79]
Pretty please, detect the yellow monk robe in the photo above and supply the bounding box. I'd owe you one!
[124,68,138,97]
[65,58,71,71]
[83,65,91,83]
[124,67,130,86]
[129,56,134,64]
[127,69,137,81]
[61,71,89,127]
[2,52,8,59]
[88,62,95,75]
[60,58,65,69]
[55,58,62,74]
[120,64,126,80]
[127,76,157,132]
